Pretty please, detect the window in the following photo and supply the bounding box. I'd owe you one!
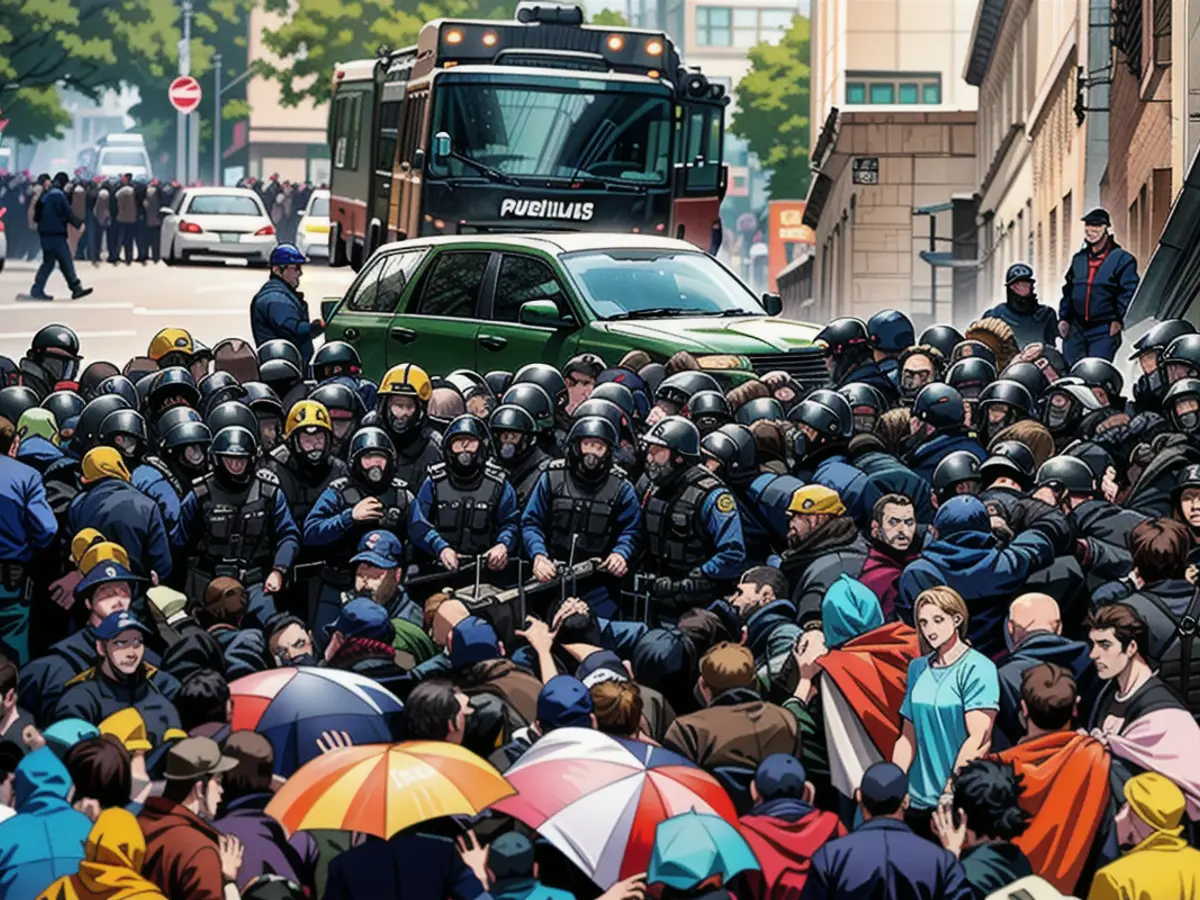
[1061,191,1072,270]
[365,249,428,313]
[344,253,387,313]
[333,93,363,170]
[414,251,490,316]
[869,83,895,104]
[696,6,731,46]
[846,82,866,104]
[845,72,942,105]
[187,194,263,216]
[922,83,941,103]
[733,9,758,47]
[493,256,569,322]
[375,100,402,174]
[758,9,794,39]
[898,83,919,104]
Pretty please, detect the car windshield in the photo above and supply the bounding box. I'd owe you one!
[309,194,330,217]
[187,194,262,216]
[430,83,671,185]
[98,149,148,167]
[560,250,766,319]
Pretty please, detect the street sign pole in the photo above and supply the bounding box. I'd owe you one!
[177,1,193,182]
[213,54,222,186]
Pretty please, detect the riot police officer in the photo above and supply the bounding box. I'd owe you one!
[652,372,722,422]
[640,416,745,614]
[40,390,86,445]
[931,451,982,507]
[789,392,882,531]
[815,317,898,402]
[244,381,286,453]
[146,368,200,442]
[1041,377,1105,452]
[976,379,1035,447]
[688,390,733,437]
[1129,319,1194,414]
[98,407,179,533]
[1070,358,1125,411]
[522,416,641,618]
[412,415,519,576]
[511,363,571,450]
[309,381,367,461]
[946,357,996,431]
[489,404,551,505]
[904,384,986,484]
[137,419,210,544]
[866,308,915,384]
[18,325,82,400]
[501,383,560,457]
[839,383,888,436]
[701,424,773,566]
[984,263,1059,348]
[198,371,247,417]
[372,363,444,485]
[173,425,300,629]
[313,340,377,410]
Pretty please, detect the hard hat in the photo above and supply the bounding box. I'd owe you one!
[269,243,308,266]
[79,541,132,576]
[99,708,152,752]
[148,328,195,361]
[285,400,333,439]
[70,528,107,566]
[787,484,846,516]
[80,446,132,485]
[379,363,433,402]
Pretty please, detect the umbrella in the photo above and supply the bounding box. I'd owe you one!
[229,667,403,776]
[265,741,515,839]
[648,810,760,890]
[491,728,737,889]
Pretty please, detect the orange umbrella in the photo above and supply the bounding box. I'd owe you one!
[265,741,515,839]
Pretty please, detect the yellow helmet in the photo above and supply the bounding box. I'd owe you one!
[71,528,107,566]
[148,328,195,361]
[79,541,132,575]
[80,447,132,485]
[379,363,433,402]
[99,708,152,752]
[285,400,333,439]
[787,484,846,516]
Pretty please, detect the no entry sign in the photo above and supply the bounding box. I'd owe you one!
[169,76,203,114]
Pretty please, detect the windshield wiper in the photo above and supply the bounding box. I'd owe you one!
[694,308,765,317]
[603,307,695,320]
[451,152,520,186]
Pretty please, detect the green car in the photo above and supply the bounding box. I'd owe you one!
[320,233,825,387]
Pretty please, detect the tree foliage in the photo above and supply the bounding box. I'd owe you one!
[589,8,627,25]
[730,15,811,201]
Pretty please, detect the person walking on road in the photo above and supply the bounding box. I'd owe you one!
[22,172,94,302]
[1058,208,1139,366]
[250,243,324,370]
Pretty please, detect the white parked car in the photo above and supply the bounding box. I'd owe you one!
[295,189,330,260]
[160,187,277,266]
[0,205,7,273]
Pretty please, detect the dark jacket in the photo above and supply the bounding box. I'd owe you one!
[802,817,973,900]
[250,276,317,366]
[959,842,1033,900]
[983,300,1059,348]
[66,477,173,579]
[54,663,181,743]
[850,447,934,524]
[208,624,271,680]
[904,431,987,486]
[663,686,802,772]
[213,791,319,892]
[994,631,1099,751]
[35,185,83,237]
[323,831,488,900]
[1070,498,1147,583]
[15,436,64,475]
[0,455,57,563]
[780,516,869,625]
[1107,578,1196,664]
[325,637,412,697]
[795,450,882,533]
[834,361,899,405]
[1058,240,1139,326]
[1126,433,1200,517]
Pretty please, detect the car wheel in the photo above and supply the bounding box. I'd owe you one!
[163,239,177,266]
[0,258,5,273]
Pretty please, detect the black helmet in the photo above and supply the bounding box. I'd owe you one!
[40,390,86,429]
[445,371,495,408]
[1164,378,1200,432]
[800,389,854,438]
[1042,377,1103,431]
[93,375,140,410]
[638,363,667,394]
[735,397,786,426]
[1163,334,1200,375]
[980,440,1037,486]
[1066,441,1117,490]
[642,415,702,459]
[155,406,203,443]
[589,382,637,422]
[688,390,733,434]
[243,382,285,419]
[309,381,366,417]
[0,386,40,425]
[932,451,982,499]
[207,401,260,438]
[1171,463,1200,511]
[566,415,618,481]
[501,383,555,433]
[30,325,82,380]
[485,371,514,399]
[148,367,200,413]
[162,420,211,453]
[198,371,246,415]
[946,358,997,399]
[512,363,567,407]
[949,340,997,369]
[839,382,888,416]
[656,371,722,410]
[701,423,757,484]
[1005,262,1035,285]
[443,414,491,478]
[912,383,966,432]
[978,379,1034,418]
[312,341,362,381]
[1070,358,1124,403]
[919,325,964,360]
[490,404,537,464]
[867,309,915,353]
[211,425,259,487]
[348,426,397,489]
[256,339,303,370]
[75,395,133,454]
[998,361,1047,402]
[789,398,848,455]
[99,409,148,465]
[258,359,303,400]
[1130,319,1195,359]
[1035,456,1096,496]
[572,398,627,436]
[78,362,121,402]
[815,317,871,355]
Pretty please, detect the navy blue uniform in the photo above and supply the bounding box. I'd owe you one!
[319,374,377,414]
[0,456,58,663]
[411,463,521,559]
[904,432,987,485]
[984,300,1059,348]
[66,478,173,581]
[1058,241,1139,364]
[31,185,85,297]
[250,276,318,367]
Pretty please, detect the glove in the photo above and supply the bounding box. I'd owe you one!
[651,576,676,598]
[147,586,189,623]
[309,318,326,337]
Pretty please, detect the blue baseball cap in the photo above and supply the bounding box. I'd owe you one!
[326,597,394,642]
[75,560,144,600]
[754,753,808,802]
[94,610,154,641]
[42,718,101,760]
[537,675,594,730]
[350,530,403,569]
[450,616,501,670]
[859,762,908,810]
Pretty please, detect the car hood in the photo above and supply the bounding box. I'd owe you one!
[594,315,820,353]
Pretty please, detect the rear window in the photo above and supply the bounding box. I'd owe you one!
[98,149,148,167]
[309,195,330,217]
[187,195,263,216]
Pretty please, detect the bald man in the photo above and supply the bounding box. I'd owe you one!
[994,592,1099,750]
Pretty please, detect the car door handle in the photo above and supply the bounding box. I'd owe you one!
[390,327,416,344]
[478,334,508,351]
[343,327,360,342]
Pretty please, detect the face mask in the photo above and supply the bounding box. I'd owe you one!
[499,443,518,461]
[1007,290,1035,314]
[853,414,875,434]
[387,410,415,434]
[363,465,386,484]
[181,445,206,469]
[455,451,476,468]
[287,652,317,668]
[1045,402,1071,430]
[900,372,926,398]
[304,447,326,465]
[581,451,606,471]
[645,460,672,483]
[1176,410,1200,432]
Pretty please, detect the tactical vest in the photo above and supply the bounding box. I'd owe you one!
[268,445,345,523]
[642,466,723,576]
[507,449,551,505]
[322,475,412,585]
[543,460,626,560]
[142,455,185,498]
[395,426,443,486]
[191,470,281,576]
[429,462,507,556]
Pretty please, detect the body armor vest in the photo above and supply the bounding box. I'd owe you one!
[267,445,346,524]
[429,462,507,556]
[543,460,626,560]
[191,470,280,575]
[322,475,412,586]
[642,465,722,576]
[394,426,443,486]
[506,448,552,505]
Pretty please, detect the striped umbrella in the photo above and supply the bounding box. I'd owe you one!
[265,741,515,838]
[229,667,403,776]
[492,728,737,889]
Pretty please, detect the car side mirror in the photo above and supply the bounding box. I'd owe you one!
[297,210,306,218]
[519,299,572,329]
[412,149,426,171]
[761,292,782,316]
[321,298,339,322]
[431,132,452,166]
[159,207,174,217]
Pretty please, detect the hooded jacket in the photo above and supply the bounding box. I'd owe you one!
[0,747,92,900]
[0,454,58,564]
[738,798,846,900]
[66,479,173,580]
[16,436,65,475]
[994,630,1099,751]
[37,808,168,900]
[904,430,987,486]
[849,445,935,524]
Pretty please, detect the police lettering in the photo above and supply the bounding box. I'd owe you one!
[498,198,596,222]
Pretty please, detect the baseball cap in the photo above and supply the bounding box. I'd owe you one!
[859,761,908,810]
[99,707,152,752]
[42,718,101,759]
[162,736,238,781]
[350,530,403,569]
[536,675,594,730]
[94,609,153,641]
[575,650,629,688]
[326,597,394,642]
[786,484,846,516]
[75,560,142,600]
[487,832,536,880]
[1081,207,1112,226]
[754,753,808,802]
[449,616,501,670]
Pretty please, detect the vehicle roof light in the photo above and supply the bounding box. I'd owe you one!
[445,29,464,44]
[606,34,625,51]
[645,39,663,56]
[482,31,499,46]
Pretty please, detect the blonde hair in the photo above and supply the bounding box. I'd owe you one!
[914,586,970,655]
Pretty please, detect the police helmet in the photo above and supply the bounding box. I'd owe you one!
[998,361,1047,402]
[162,420,211,453]
[512,363,567,407]
[978,379,1035,418]
[1130,319,1195,359]
[1035,456,1097,495]
[256,339,304,370]
[949,340,997,369]
[0,386,41,424]
[155,406,203,437]
[1163,334,1200,373]
[40,390,87,428]
[567,415,617,480]
[815,317,871,356]
[211,425,259,461]
[656,371,722,409]
[638,362,667,394]
[269,243,308,267]
[443,414,491,475]
[309,382,366,417]
[795,389,855,439]
[867,309,915,353]
[284,400,333,440]
[243,382,285,420]
[258,359,303,401]
[148,367,200,411]
[1164,378,1200,432]
[348,426,397,469]
[735,397,786,427]
[568,414,619,449]
[839,382,889,416]
[198,371,247,414]
[1044,377,1103,413]
[946,357,997,400]
[30,324,81,360]
[642,415,702,459]
[1004,263,1035,286]
[589,382,637,421]
[789,398,847,448]
[912,383,966,431]
[312,341,362,380]
[75,395,133,454]
[688,390,733,427]
[99,409,148,463]
[490,404,537,464]
[932,451,982,496]
[445,371,494,406]
[572,398,627,435]
[207,401,260,437]
[918,325,964,360]
[485,371,514,399]
[78,362,121,402]
[501,383,555,433]
[701,424,757,483]
[1070,358,1124,401]
[93,375,140,410]
[980,440,1037,486]
[1066,441,1117,490]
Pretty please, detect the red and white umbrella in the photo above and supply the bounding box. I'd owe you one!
[491,728,737,888]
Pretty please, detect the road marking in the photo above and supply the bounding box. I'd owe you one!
[0,329,137,340]
[195,284,259,294]
[0,302,134,310]
[133,307,247,317]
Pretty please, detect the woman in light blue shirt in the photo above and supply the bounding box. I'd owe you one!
[893,585,999,838]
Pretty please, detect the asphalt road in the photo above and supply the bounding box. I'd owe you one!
[0,256,356,366]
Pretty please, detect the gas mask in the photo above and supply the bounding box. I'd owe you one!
[449,448,482,479]
[900,368,931,400]
[39,354,81,384]
[1172,405,1200,432]
[499,442,519,461]
[1043,394,1075,431]
[178,444,207,474]
[644,459,674,484]
[853,413,876,435]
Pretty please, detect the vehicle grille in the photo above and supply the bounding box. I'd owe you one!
[745,349,828,387]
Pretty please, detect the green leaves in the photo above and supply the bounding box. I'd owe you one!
[729,15,811,202]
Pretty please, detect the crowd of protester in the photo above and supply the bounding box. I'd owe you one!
[1,272,1200,900]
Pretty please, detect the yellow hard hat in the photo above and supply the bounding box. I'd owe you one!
[71,528,107,566]
[99,707,152,752]
[79,541,132,576]
[148,328,195,361]
[787,484,846,516]
[284,400,333,439]
[379,363,433,402]
[80,447,132,485]
[162,728,188,743]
